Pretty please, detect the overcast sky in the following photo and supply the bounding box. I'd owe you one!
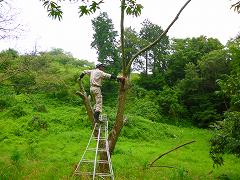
[0,0,239,63]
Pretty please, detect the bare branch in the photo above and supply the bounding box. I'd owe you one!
[0,1,24,40]
[231,1,240,13]
[126,0,192,73]
[120,0,126,75]
[148,140,196,167]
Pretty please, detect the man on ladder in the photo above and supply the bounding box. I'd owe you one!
[79,63,124,123]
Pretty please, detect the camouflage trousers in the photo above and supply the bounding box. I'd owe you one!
[90,86,102,113]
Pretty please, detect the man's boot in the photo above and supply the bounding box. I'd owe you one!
[94,111,100,123]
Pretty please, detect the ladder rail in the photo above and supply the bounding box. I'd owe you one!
[93,123,102,179]
[74,123,97,175]
[105,116,114,180]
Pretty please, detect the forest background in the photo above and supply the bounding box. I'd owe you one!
[0,1,240,179]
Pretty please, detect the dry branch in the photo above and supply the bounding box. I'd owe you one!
[148,140,196,167]
[126,0,192,73]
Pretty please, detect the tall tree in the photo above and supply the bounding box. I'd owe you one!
[165,36,223,85]
[139,19,169,75]
[179,49,230,127]
[91,12,120,73]
[209,38,240,166]
[124,27,142,73]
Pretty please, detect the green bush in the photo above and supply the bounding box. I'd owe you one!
[157,86,186,118]
[0,99,8,110]
[128,99,162,122]
[27,115,48,131]
[0,95,15,110]
[120,115,178,141]
[193,106,221,128]
[210,111,240,167]
[126,86,162,122]
[8,105,27,118]
[10,72,36,94]
[10,149,22,167]
[33,104,47,113]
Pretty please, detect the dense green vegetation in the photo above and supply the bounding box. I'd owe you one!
[0,35,240,179]
[1,0,239,178]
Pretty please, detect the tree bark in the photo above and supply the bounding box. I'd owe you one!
[108,79,127,153]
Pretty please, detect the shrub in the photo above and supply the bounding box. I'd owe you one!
[128,99,162,122]
[10,149,22,167]
[0,95,15,110]
[27,115,48,131]
[210,111,240,167]
[157,86,186,118]
[8,105,27,118]
[0,99,8,110]
[33,104,47,113]
[10,72,36,94]
[193,106,221,128]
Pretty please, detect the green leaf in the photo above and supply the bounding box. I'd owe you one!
[79,5,90,17]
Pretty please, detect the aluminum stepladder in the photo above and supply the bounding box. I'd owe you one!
[73,114,114,180]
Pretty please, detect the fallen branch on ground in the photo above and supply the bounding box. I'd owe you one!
[148,140,196,167]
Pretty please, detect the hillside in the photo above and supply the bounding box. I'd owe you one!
[0,48,240,179]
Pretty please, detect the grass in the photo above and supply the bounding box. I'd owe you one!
[0,94,240,179]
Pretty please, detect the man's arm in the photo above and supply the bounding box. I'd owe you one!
[110,74,125,83]
[79,70,91,79]
[101,71,125,83]
[79,72,85,79]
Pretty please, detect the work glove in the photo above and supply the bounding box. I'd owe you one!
[110,74,117,80]
[79,73,85,79]
[117,77,125,83]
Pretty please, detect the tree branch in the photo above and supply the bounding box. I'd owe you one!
[148,140,196,167]
[120,0,126,75]
[231,1,240,13]
[126,0,192,72]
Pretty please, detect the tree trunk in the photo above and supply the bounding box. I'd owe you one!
[108,79,127,153]
[145,52,148,75]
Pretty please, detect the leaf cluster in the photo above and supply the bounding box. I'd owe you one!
[40,0,105,20]
[124,0,143,17]
[41,0,63,20]
[79,0,103,17]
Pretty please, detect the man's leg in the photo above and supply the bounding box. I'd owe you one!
[91,87,102,122]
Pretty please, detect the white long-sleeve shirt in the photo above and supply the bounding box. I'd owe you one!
[83,69,111,87]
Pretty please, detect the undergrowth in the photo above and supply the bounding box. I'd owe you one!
[0,94,240,179]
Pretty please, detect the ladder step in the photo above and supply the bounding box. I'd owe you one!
[92,137,107,140]
[82,159,109,163]
[87,148,107,152]
[74,172,113,177]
